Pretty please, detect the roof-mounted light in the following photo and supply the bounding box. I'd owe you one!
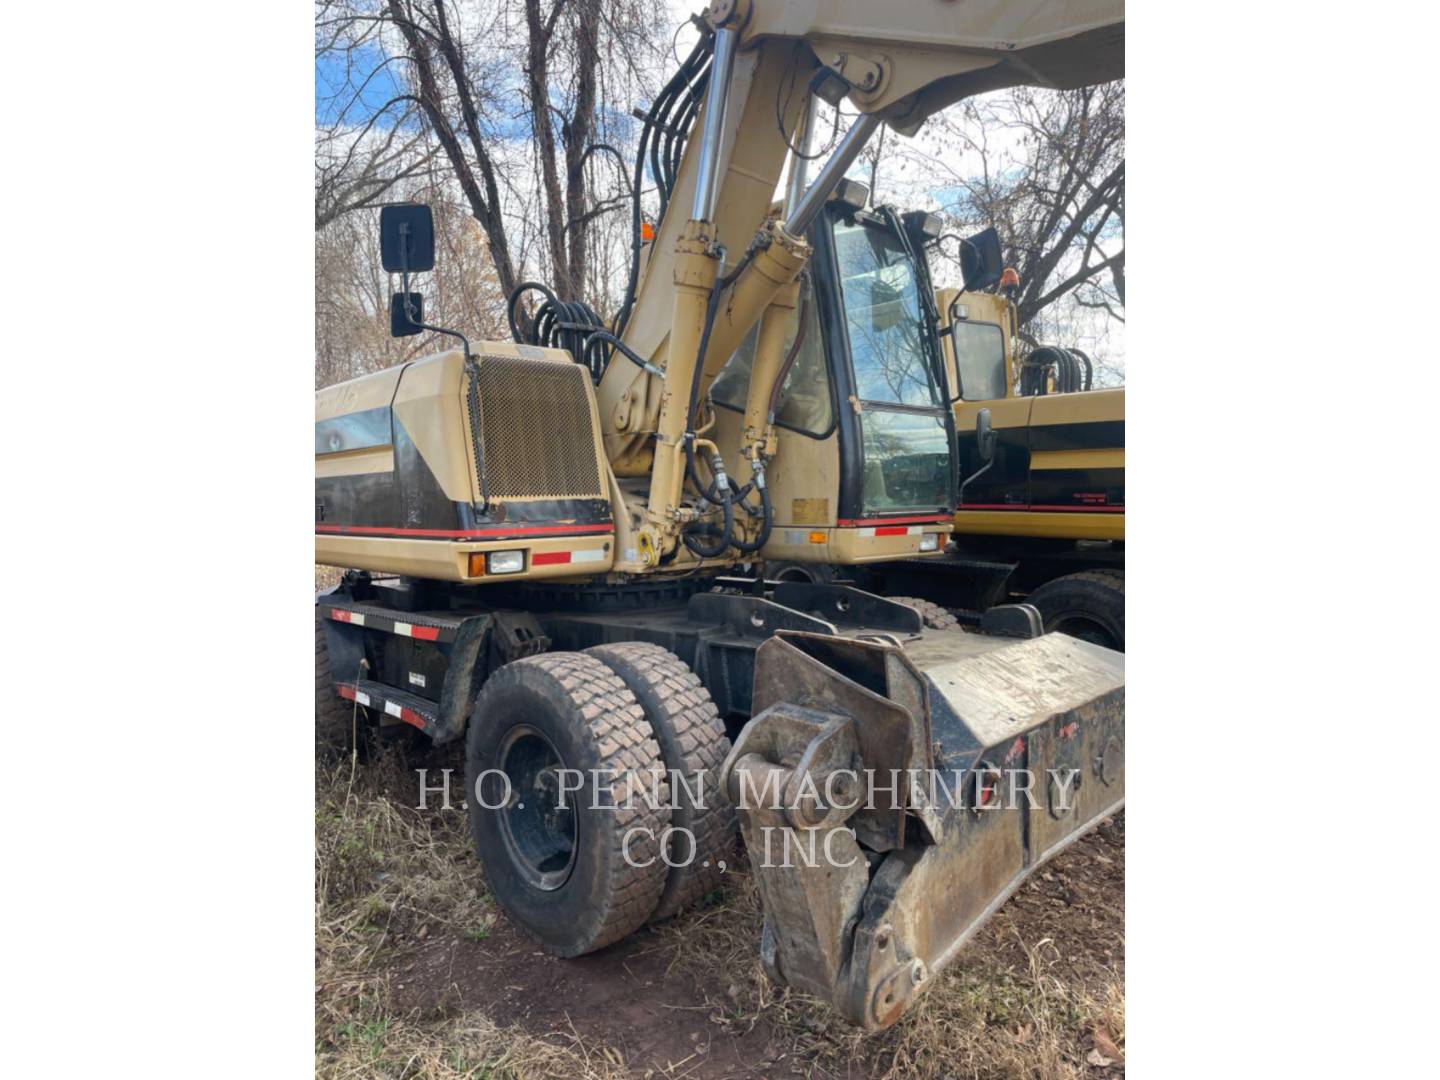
[833,177,870,211]
[902,209,943,240]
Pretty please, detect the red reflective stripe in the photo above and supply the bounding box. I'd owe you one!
[873,526,908,536]
[337,685,356,700]
[316,522,613,539]
[532,551,572,566]
[959,504,1124,513]
[330,609,351,623]
[835,515,949,527]
[399,708,426,730]
[409,625,441,642]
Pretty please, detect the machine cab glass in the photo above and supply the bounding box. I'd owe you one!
[949,318,1006,401]
[829,213,951,514]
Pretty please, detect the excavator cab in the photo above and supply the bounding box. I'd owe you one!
[709,191,958,573]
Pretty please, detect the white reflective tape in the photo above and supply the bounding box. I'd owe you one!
[385,701,403,718]
[350,613,366,626]
[859,527,876,538]
[571,548,607,564]
[355,691,371,707]
[393,621,413,637]
[909,526,922,536]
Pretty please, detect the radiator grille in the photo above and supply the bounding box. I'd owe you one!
[475,355,604,501]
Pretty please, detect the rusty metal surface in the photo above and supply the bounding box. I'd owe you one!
[724,625,1125,1029]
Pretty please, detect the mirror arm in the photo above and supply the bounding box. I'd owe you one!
[957,459,992,506]
[397,223,472,360]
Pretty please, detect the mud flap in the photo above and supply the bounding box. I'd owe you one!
[719,629,1124,1029]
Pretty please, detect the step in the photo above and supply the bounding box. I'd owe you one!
[336,679,440,735]
[318,599,466,643]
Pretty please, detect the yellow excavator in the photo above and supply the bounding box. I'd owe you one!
[316,0,1124,1029]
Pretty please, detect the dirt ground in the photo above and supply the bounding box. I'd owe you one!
[316,733,1124,1079]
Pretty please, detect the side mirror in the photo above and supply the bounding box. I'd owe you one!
[975,407,997,463]
[958,407,998,506]
[390,292,424,337]
[380,204,435,274]
[959,227,1003,292]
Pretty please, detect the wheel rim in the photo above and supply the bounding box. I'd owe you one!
[492,725,577,892]
[1047,612,1120,649]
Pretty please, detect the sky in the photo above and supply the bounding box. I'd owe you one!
[315,42,405,126]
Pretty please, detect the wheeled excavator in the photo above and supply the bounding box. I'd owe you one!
[316,0,1125,1030]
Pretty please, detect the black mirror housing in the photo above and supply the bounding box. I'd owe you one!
[960,227,1003,292]
[390,292,425,337]
[975,407,997,463]
[380,204,435,273]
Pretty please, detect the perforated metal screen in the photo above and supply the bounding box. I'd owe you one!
[475,355,604,501]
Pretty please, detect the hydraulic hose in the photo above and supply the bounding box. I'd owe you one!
[1021,346,1093,395]
[682,495,733,559]
[727,474,772,553]
[507,280,608,380]
[765,287,810,420]
[507,28,714,381]
[616,26,714,339]
[677,246,762,555]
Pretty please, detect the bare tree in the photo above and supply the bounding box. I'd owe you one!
[314,0,668,313]
[906,81,1125,343]
[315,1,439,228]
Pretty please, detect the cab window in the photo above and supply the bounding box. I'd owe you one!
[858,407,950,512]
[710,274,833,436]
[951,320,1006,400]
[832,219,941,408]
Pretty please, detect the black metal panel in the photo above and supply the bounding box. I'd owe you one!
[392,415,468,530]
[1028,467,1125,510]
[956,422,1029,507]
[1028,420,1125,452]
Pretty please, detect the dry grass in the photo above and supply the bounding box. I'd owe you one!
[316,733,1124,1079]
[651,854,1124,1080]
[315,745,629,1079]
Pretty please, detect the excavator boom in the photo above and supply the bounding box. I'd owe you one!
[599,0,1123,569]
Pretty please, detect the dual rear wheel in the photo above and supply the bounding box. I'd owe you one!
[465,645,735,956]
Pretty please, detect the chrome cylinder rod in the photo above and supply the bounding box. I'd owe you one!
[783,111,881,237]
[784,92,819,214]
[691,26,740,223]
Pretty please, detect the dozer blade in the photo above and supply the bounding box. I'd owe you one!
[719,628,1124,1030]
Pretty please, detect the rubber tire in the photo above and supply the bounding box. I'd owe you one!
[889,596,961,630]
[315,605,354,752]
[766,561,836,585]
[466,652,671,956]
[1025,570,1125,650]
[585,643,736,921]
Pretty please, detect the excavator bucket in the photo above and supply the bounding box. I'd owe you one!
[720,626,1124,1029]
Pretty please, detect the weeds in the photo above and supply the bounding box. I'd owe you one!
[316,739,1124,1078]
